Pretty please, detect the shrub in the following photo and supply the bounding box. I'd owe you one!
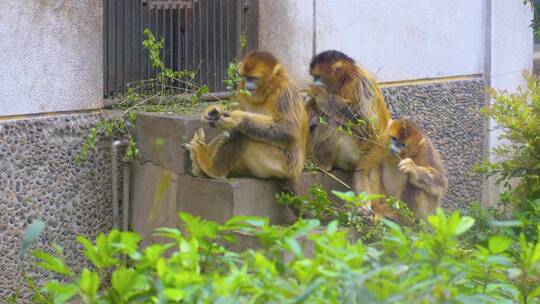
[25,209,540,303]
[476,72,540,241]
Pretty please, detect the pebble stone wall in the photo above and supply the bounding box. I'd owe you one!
[0,78,485,300]
[382,78,486,209]
[0,112,114,301]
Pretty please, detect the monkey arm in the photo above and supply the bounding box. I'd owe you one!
[315,94,360,125]
[315,94,377,140]
[407,165,448,198]
[227,111,297,148]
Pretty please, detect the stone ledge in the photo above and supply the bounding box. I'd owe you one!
[135,112,222,174]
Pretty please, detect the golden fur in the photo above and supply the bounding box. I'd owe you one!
[306,50,391,171]
[355,119,448,223]
[185,51,308,191]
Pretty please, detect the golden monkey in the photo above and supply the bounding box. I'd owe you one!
[306,50,391,171]
[185,51,308,192]
[356,119,448,222]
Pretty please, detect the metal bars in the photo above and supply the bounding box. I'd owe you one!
[103,0,244,97]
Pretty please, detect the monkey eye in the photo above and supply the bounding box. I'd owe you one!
[390,136,397,141]
[244,76,258,81]
[313,76,321,82]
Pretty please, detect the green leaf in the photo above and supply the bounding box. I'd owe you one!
[326,221,338,234]
[380,218,402,233]
[112,268,139,298]
[21,219,46,253]
[285,237,303,257]
[455,216,475,236]
[331,191,355,203]
[80,268,100,301]
[164,288,186,301]
[33,250,72,276]
[488,235,513,254]
[42,281,79,304]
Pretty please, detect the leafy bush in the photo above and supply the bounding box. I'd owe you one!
[476,72,540,241]
[26,208,540,303]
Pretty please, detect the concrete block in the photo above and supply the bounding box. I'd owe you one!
[130,161,180,246]
[177,176,297,225]
[135,112,221,174]
[297,170,353,198]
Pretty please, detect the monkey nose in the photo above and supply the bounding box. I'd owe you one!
[313,80,325,87]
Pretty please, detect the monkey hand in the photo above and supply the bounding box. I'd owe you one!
[398,158,417,177]
[357,203,374,221]
[211,110,242,130]
[202,105,228,128]
[307,85,329,101]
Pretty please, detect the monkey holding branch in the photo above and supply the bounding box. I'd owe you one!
[185,51,308,193]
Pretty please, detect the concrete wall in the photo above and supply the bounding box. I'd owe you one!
[316,0,485,82]
[258,0,314,88]
[488,1,533,148]
[259,0,532,86]
[0,0,103,117]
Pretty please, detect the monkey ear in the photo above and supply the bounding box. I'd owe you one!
[272,63,284,76]
[331,60,344,71]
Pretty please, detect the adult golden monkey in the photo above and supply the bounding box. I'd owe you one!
[305,50,391,171]
[185,51,308,192]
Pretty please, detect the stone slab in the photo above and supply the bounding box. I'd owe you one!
[130,161,180,246]
[135,112,221,174]
[177,175,297,225]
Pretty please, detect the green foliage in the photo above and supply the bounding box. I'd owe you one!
[114,29,209,113]
[277,185,417,242]
[476,72,540,241]
[27,211,540,303]
[78,29,229,163]
[76,112,138,163]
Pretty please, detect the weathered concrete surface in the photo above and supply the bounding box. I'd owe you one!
[177,176,297,225]
[258,0,314,88]
[135,113,221,174]
[0,1,103,116]
[130,161,179,246]
[316,0,484,83]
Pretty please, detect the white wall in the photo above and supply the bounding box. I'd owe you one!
[258,0,314,88]
[487,1,533,159]
[0,1,103,117]
[488,0,533,159]
[316,0,485,82]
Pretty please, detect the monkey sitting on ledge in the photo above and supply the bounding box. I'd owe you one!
[184,51,308,193]
[305,50,391,171]
[355,119,448,223]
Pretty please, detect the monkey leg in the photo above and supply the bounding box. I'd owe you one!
[185,128,207,177]
[185,129,244,179]
[403,190,439,220]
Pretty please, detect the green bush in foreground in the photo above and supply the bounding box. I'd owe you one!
[26,208,539,303]
[476,72,540,242]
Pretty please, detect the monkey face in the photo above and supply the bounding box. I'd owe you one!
[388,136,406,157]
[385,119,424,159]
[309,50,355,93]
[238,51,283,100]
[241,75,260,93]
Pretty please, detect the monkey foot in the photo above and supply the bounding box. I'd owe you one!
[184,128,206,177]
[356,205,375,223]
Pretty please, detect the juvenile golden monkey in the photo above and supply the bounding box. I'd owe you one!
[356,119,448,222]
